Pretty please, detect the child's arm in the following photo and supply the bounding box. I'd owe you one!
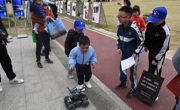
[117,27,122,54]
[65,29,74,56]
[144,23,152,52]
[90,48,97,68]
[140,17,146,31]
[154,30,170,62]
[68,48,77,68]
[132,24,144,55]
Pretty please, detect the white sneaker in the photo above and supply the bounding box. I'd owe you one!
[155,96,159,101]
[9,77,24,84]
[77,85,85,92]
[44,27,49,33]
[0,84,3,92]
[32,28,38,34]
[85,81,92,88]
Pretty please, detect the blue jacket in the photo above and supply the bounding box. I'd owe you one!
[117,21,144,55]
[30,2,45,19]
[68,45,97,67]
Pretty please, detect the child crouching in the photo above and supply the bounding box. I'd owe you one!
[68,36,97,91]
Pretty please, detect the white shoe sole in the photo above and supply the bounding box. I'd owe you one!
[0,88,3,92]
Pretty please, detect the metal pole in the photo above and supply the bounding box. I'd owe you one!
[14,16,18,37]
[5,0,13,38]
[24,1,28,35]
[11,0,18,37]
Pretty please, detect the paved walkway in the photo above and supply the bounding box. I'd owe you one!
[56,17,177,110]
[0,24,131,110]
[0,36,97,110]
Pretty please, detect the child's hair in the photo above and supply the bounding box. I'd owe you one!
[119,6,133,17]
[132,5,141,15]
[79,36,90,45]
[124,0,131,7]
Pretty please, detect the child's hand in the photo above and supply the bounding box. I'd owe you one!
[132,54,136,58]
[86,61,90,65]
[117,49,121,54]
[44,6,47,9]
[152,60,157,65]
[91,64,95,68]
[69,66,75,70]
[6,38,11,43]
[144,47,148,52]
[43,16,50,21]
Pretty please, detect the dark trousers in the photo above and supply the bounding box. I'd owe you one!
[148,53,165,77]
[174,97,179,110]
[36,32,50,62]
[120,54,139,89]
[76,65,92,85]
[0,43,16,82]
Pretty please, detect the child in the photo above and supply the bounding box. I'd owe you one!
[130,5,146,32]
[30,0,54,34]
[144,6,170,101]
[117,0,131,27]
[68,36,97,91]
[115,6,144,98]
[65,18,86,78]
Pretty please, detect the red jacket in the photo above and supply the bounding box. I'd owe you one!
[31,6,54,32]
[130,16,146,31]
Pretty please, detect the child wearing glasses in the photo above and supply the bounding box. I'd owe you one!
[115,6,144,98]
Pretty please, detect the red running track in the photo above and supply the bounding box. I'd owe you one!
[56,19,176,110]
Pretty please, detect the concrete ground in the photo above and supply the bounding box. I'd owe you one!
[0,24,130,110]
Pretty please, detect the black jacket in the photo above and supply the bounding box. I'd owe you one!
[144,21,170,62]
[64,29,84,56]
[0,18,8,45]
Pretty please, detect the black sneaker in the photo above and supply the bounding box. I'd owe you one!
[126,88,136,98]
[37,62,43,68]
[46,59,53,64]
[115,82,127,90]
